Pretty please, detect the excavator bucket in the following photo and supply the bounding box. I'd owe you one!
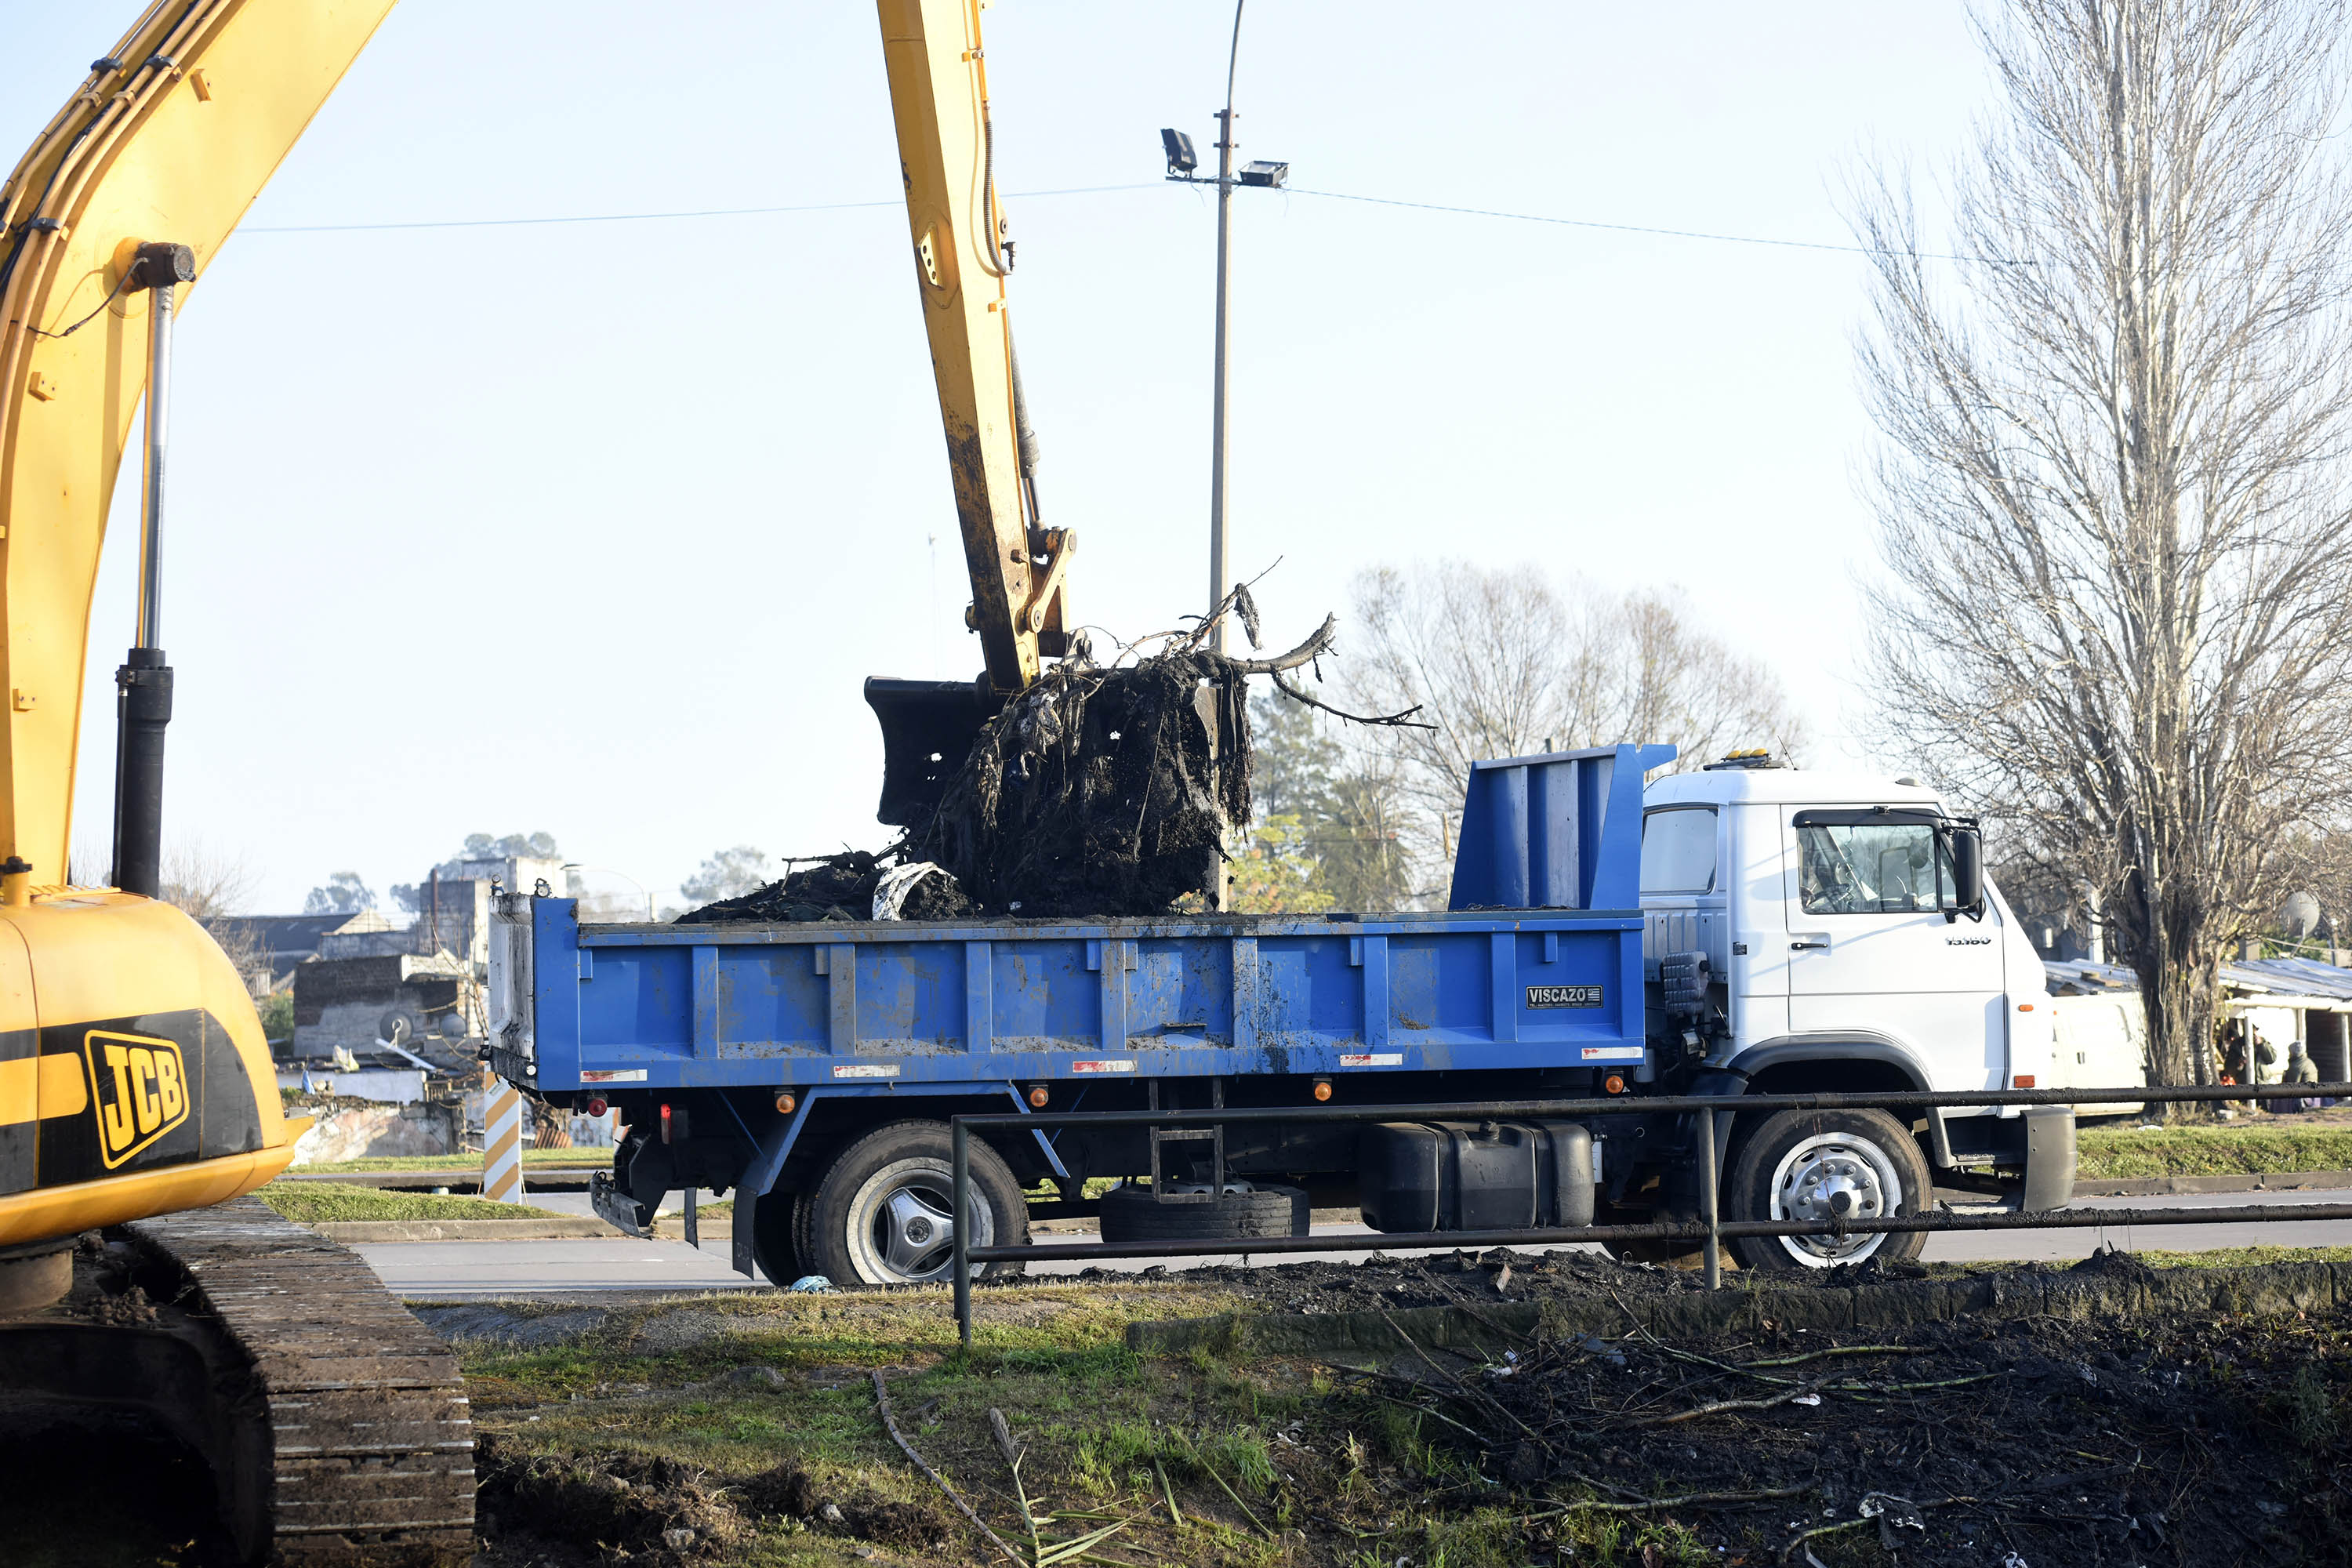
[865,677,1005,826]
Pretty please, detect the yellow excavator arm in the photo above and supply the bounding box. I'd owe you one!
[878,0,1072,694]
[0,0,397,889]
[0,0,1073,1244]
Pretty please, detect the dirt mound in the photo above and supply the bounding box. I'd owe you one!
[1181,1249,2352,1566]
[739,1460,951,1553]
[477,1436,742,1566]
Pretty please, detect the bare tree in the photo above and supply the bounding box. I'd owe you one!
[161,840,267,992]
[1337,561,1806,891]
[1852,0,2352,1105]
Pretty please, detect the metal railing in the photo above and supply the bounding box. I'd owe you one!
[946,1081,2352,1345]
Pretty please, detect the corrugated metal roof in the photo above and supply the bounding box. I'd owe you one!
[2044,954,2352,1003]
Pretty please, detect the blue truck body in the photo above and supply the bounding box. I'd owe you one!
[497,744,1666,1096]
[487,744,1690,1276]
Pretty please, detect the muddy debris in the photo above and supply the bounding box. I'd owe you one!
[679,648,1253,924]
[1151,1248,2352,1567]
[919,652,1250,918]
[674,848,974,925]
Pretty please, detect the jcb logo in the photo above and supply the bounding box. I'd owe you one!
[83,1030,190,1167]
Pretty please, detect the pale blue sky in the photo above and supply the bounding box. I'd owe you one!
[0,2,1984,912]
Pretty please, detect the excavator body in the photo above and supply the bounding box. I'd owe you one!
[0,0,1076,1559]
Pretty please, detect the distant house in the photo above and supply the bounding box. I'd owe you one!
[209,912,353,994]
[2044,955,2352,1084]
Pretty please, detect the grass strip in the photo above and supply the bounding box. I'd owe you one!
[253,1181,559,1224]
[2078,1120,2352,1179]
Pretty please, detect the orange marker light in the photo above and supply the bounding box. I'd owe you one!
[584,1097,608,1120]
[1027,1084,1051,1109]
[2012,1075,2037,1089]
[1312,1077,1333,1102]
[2017,1003,2035,1011]
[775,1092,797,1116]
[1603,1073,1628,1095]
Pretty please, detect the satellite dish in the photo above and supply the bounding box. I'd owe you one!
[2283,891,2322,939]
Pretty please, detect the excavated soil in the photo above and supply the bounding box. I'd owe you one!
[1154,1247,2352,1566]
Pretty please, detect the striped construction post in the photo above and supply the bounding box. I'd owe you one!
[482,1073,524,1205]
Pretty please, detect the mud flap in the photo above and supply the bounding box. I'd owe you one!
[590,1170,650,1238]
[2020,1106,2077,1211]
[865,677,1004,826]
[731,1189,758,1278]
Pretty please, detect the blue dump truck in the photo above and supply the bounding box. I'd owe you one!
[488,743,2077,1286]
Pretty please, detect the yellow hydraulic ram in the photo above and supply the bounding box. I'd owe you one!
[0,0,396,1250]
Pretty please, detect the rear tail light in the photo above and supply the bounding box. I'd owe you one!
[659,1102,673,1142]
[584,1097,608,1119]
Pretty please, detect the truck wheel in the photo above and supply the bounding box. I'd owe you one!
[749,1191,804,1286]
[1726,1109,1929,1272]
[1098,1181,1308,1243]
[803,1121,1028,1287]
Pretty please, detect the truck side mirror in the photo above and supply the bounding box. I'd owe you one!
[1949,827,1984,916]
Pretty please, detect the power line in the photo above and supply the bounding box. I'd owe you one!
[240,177,1993,262]
[241,183,1161,234]
[1283,187,1993,263]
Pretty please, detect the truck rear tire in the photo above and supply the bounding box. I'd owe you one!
[1098,1181,1308,1243]
[1726,1108,1929,1272]
[802,1121,1028,1287]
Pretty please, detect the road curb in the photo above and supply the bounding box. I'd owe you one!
[312,1218,619,1243]
[1125,1260,2352,1357]
[2074,1170,2352,1196]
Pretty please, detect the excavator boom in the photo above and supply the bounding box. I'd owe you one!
[866,0,1076,825]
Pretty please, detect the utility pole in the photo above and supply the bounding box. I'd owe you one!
[1163,2,1286,656]
[1207,3,1243,656]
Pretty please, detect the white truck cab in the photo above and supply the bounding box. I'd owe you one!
[1634,753,2073,1265]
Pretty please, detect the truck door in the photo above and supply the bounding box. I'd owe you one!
[1781,808,2005,1091]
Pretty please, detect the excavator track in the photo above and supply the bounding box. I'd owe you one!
[0,1197,473,1566]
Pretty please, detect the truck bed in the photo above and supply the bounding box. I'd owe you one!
[489,902,1648,1093]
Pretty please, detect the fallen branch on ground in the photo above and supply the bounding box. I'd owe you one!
[1379,1309,1546,1442]
[1635,1376,1835,1427]
[1535,1481,1814,1515]
[873,1370,1024,1566]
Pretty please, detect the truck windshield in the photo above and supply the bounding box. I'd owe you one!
[1796,821,1951,914]
[1640,808,1717,893]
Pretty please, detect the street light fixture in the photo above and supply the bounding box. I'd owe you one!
[1157,0,1287,655]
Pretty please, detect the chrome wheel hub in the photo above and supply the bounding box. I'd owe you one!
[1769,1131,1900,1267]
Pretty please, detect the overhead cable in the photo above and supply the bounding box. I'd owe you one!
[242,179,2004,263]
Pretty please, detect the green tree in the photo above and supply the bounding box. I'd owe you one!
[1247,691,1417,911]
[1224,815,1335,915]
[681,845,772,904]
[303,871,376,915]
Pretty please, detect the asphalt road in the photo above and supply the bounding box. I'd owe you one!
[355,1189,2352,1300]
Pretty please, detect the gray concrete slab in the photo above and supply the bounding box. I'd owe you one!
[354,1189,2352,1300]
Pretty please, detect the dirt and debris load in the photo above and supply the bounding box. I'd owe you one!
[680,651,1251,924]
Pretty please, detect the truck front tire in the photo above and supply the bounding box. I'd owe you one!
[1726,1108,1929,1272]
[802,1120,1029,1287]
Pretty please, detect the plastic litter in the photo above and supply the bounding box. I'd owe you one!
[789,1274,837,1294]
[873,861,953,920]
[1791,1392,1822,1406]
